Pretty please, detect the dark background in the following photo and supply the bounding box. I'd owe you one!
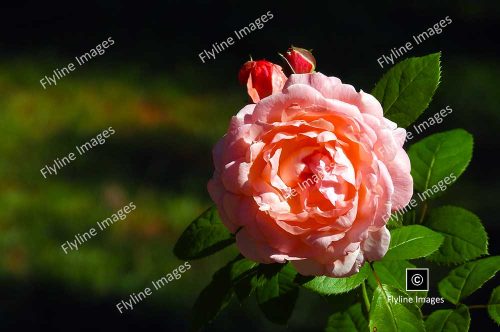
[0,1,498,331]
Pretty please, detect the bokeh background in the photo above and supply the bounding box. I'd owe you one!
[1,1,499,331]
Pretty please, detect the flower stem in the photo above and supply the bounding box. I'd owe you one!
[418,201,428,224]
[468,304,488,309]
[362,281,371,312]
[369,262,383,289]
[369,261,390,307]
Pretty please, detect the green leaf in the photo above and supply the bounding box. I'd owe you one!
[384,225,443,260]
[488,286,500,325]
[425,206,488,264]
[325,303,369,332]
[388,209,419,229]
[229,258,259,301]
[190,256,260,329]
[297,263,369,295]
[387,213,404,229]
[402,209,418,226]
[367,261,427,306]
[371,52,441,128]
[255,263,299,325]
[369,284,425,332]
[425,304,470,331]
[408,129,473,194]
[438,256,500,304]
[191,262,234,331]
[325,290,361,314]
[174,206,234,260]
[230,257,258,281]
[368,261,412,290]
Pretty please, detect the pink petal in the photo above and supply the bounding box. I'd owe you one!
[361,226,390,261]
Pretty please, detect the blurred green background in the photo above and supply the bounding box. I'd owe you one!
[0,1,498,331]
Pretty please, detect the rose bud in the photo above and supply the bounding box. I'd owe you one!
[283,46,316,74]
[238,60,287,103]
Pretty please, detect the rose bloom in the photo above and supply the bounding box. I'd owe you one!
[208,72,413,277]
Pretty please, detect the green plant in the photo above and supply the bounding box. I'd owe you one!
[174,53,498,331]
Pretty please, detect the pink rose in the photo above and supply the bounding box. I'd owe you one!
[208,72,413,277]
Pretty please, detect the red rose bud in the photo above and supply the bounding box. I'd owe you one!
[238,60,287,103]
[284,46,316,74]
